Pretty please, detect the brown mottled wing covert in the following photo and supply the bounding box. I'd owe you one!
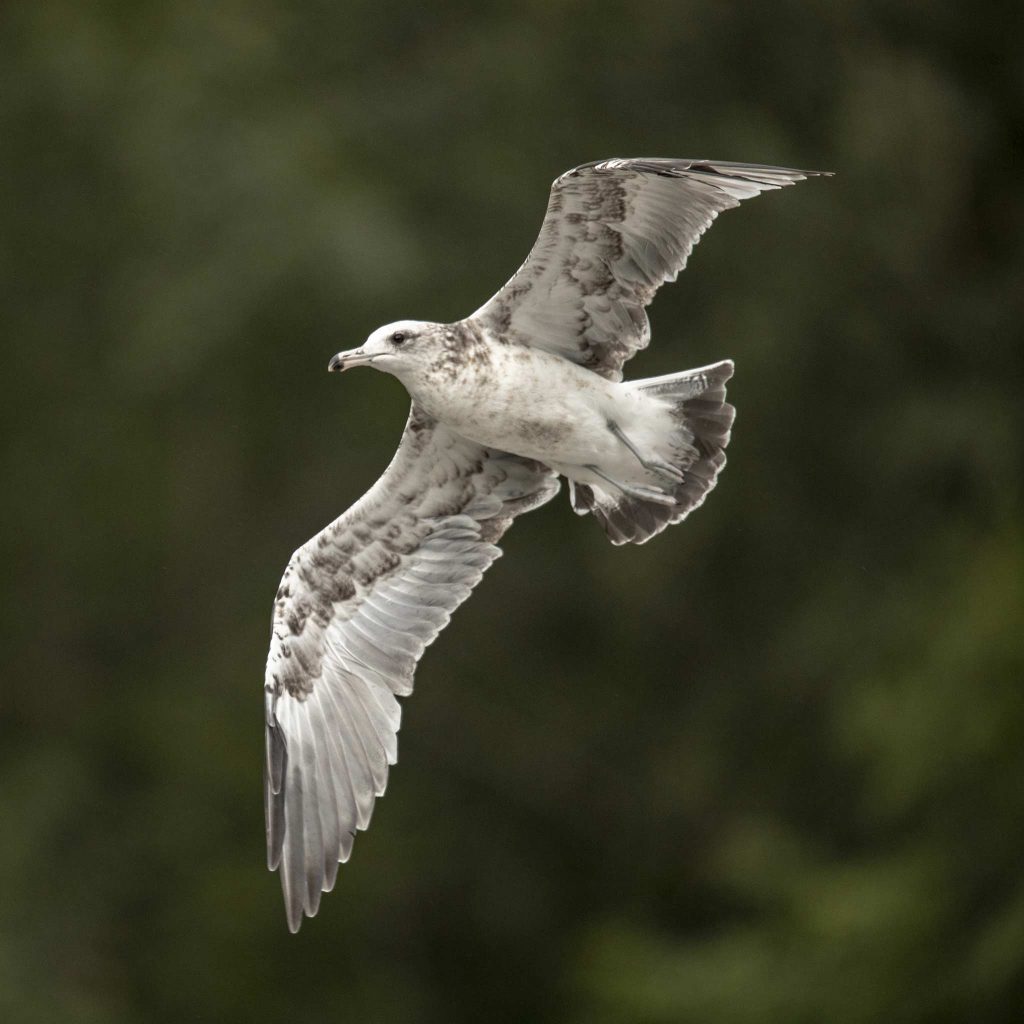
[471,158,828,381]
[264,404,559,931]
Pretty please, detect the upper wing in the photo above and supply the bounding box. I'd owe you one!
[264,405,559,931]
[471,158,827,380]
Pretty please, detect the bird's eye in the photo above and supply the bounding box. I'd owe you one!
[390,331,407,345]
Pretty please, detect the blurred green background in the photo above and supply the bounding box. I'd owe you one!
[3,1,1022,1021]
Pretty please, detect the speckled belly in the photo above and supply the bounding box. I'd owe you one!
[422,352,622,465]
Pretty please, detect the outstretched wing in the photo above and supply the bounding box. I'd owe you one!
[264,405,559,931]
[471,158,827,380]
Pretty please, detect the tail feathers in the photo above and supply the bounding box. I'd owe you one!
[574,360,735,546]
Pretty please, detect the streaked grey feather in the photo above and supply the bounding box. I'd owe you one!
[472,158,829,380]
[264,404,560,930]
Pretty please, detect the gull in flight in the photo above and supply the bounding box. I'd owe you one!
[264,157,828,930]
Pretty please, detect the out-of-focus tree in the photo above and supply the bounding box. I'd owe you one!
[1,2,1021,1022]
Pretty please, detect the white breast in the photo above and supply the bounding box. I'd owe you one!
[412,339,654,469]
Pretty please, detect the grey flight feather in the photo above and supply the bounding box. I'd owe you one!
[264,404,559,932]
[472,158,829,380]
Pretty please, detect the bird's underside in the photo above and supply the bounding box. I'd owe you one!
[264,157,829,930]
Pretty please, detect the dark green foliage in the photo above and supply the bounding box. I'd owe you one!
[2,2,1021,1021]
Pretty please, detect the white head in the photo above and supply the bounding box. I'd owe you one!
[328,319,444,389]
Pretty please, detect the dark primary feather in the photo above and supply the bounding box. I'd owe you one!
[471,158,830,380]
[264,405,559,931]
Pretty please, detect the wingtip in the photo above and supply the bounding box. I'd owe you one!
[575,157,834,180]
[282,878,304,933]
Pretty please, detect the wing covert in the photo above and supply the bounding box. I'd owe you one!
[264,404,559,931]
[471,158,828,380]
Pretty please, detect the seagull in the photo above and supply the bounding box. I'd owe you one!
[264,157,828,930]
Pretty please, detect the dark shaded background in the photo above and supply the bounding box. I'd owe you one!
[3,2,1022,1021]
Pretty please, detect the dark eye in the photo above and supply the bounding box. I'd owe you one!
[390,331,407,345]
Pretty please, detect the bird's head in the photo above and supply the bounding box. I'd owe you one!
[327,320,447,388]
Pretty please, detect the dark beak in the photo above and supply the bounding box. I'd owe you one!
[327,348,376,372]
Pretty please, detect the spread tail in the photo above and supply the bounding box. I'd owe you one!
[570,360,735,545]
